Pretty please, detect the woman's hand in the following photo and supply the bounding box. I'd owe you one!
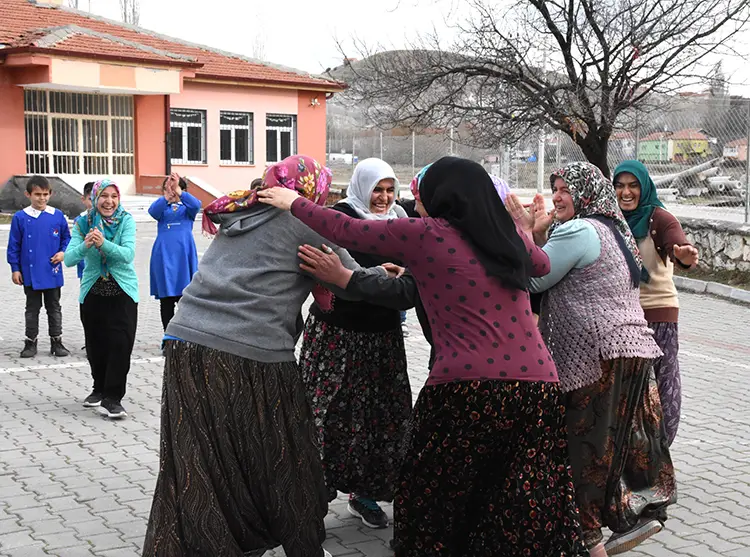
[257,187,300,211]
[84,231,96,248]
[89,229,104,248]
[531,194,554,245]
[674,244,699,267]
[381,263,406,278]
[298,244,353,289]
[506,194,534,233]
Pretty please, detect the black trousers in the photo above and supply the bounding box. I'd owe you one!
[24,287,63,340]
[81,292,138,402]
[159,296,181,331]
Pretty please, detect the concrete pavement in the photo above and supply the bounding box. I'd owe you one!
[0,222,749,556]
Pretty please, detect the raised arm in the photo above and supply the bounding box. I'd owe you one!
[148,197,168,221]
[180,191,202,221]
[291,198,425,261]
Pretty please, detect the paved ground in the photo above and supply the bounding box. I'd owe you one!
[0,221,749,557]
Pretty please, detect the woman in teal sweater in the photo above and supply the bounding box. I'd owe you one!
[64,179,138,419]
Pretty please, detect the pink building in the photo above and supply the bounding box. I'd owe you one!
[0,0,344,202]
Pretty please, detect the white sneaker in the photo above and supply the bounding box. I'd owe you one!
[323,550,332,557]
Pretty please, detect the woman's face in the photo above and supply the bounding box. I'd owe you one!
[613,172,641,212]
[97,186,120,218]
[369,178,396,215]
[552,178,575,222]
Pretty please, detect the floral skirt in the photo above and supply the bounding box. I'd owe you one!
[650,322,681,446]
[143,341,328,557]
[299,314,412,502]
[566,357,677,548]
[393,379,587,557]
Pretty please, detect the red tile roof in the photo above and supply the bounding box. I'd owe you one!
[0,0,344,90]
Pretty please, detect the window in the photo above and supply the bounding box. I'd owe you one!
[265,114,296,163]
[220,111,253,164]
[170,108,206,164]
[23,90,134,176]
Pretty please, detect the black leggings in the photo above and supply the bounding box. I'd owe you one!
[160,296,182,331]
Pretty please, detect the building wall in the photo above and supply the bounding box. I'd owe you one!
[134,95,167,192]
[169,81,306,192]
[0,68,27,185]
[297,91,327,165]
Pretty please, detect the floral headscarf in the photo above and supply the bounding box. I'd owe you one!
[550,161,642,269]
[409,164,432,202]
[76,179,127,278]
[202,155,332,236]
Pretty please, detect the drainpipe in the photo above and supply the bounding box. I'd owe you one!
[164,95,171,177]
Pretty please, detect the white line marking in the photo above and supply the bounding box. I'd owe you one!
[681,350,750,372]
[0,357,163,375]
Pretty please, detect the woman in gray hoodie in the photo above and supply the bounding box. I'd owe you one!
[143,156,415,557]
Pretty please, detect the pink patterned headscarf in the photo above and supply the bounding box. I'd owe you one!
[202,155,332,236]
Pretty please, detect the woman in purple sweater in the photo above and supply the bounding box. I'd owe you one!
[260,156,586,556]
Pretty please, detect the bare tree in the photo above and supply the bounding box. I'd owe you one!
[342,0,750,176]
[120,0,140,26]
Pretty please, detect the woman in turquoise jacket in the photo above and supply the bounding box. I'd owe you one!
[64,179,138,420]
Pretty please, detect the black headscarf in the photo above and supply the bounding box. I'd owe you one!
[419,157,532,291]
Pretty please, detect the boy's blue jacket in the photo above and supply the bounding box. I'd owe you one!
[7,206,71,290]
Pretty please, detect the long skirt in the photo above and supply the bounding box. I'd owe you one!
[566,357,677,548]
[142,341,328,557]
[393,379,587,557]
[649,322,681,446]
[299,314,412,502]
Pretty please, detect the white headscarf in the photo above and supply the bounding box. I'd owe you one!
[340,158,407,220]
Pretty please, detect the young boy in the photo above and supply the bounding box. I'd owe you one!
[7,176,72,358]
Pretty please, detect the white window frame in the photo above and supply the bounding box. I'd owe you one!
[219,111,254,165]
[265,114,297,164]
[170,108,207,165]
[23,90,134,176]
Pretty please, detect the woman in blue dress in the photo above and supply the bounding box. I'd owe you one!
[148,173,200,331]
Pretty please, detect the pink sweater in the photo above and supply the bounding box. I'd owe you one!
[292,198,559,386]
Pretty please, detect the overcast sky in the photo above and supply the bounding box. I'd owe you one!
[80,0,750,95]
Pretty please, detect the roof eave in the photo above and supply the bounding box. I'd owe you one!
[0,45,204,69]
[191,72,347,92]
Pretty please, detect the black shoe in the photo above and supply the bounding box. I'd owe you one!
[98,398,127,419]
[82,392,103,407]
[605,519,663,555]
[50,337,70,357]
[20,338,37,358]
[348,495,388,529]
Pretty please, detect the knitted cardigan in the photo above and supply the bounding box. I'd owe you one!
[538,219,662,392]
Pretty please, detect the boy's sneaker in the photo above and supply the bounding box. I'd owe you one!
[50,337,70,357]
[98,398,127,419]
[82,392,103,407]
[347,494,388,529]
[20,338,37,358]
[604,518,663,555]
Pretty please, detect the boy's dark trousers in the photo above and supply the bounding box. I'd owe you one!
[24,287,62,340]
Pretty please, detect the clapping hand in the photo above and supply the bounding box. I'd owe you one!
[673,244,699,267]
[85,229,104,248]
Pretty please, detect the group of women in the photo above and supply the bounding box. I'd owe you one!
[133,153,693,556]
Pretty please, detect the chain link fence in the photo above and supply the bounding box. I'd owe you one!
[328,96,750,223]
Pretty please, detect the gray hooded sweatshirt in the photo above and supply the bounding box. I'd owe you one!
[166,204,392,363]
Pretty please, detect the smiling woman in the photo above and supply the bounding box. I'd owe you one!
[64,179,139,421]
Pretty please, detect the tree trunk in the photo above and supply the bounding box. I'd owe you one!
[577,135,611,178]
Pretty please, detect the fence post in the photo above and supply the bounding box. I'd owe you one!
[745,100,750,223]
[380,131,383,160]
[412,131,416,178]
[537,131,545,193]
[450,127,454,156]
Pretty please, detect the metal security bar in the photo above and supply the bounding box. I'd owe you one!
[24,90,135,177]
[266,114,296,163]
[170,108,206,165]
